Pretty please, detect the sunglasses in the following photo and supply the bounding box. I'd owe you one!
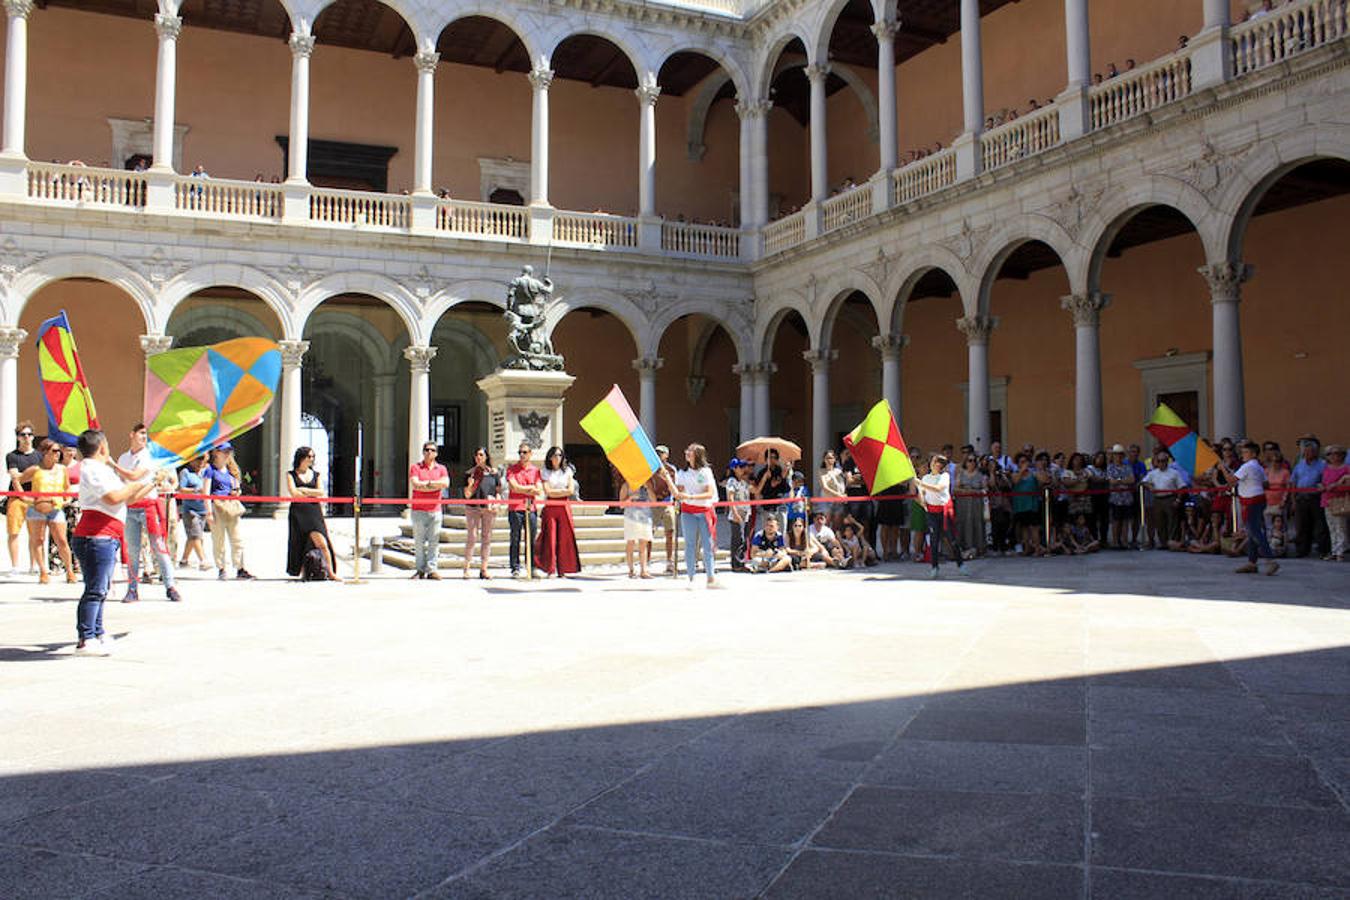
[17,432,33,438]
[423,447,437,453]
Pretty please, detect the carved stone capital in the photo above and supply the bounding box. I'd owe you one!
[140,334,174,358]
[154,13,182,41]
[956,315,998,345]
[870,19,899,41]
[632,356,664,375]
[413,50,440,75]
[528,67,555,91]
[0,326,28,359]
[732,363,754,378]
[635,76,661,107]
[278,339,310,370]
[804,63,832,84]
[288,32,315,60]
[871,333,910,359]
[403,345,437,373]
[4,0,34,21]
[1060,292,1112,327]
[1199,262,1254,305]
[735,97,773,120]
[802,348,838,372]
[754,361,779,377]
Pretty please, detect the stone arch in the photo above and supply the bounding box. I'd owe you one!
[817,276,882,349]
[754,25,814,98]
[652,41,750,102]
[972,217,1083,315]
[1079,179,1221,290]
[806,0,863,69]
[9,255,158,332]
[308,0,432,48]
[754,294,817,363]
[168,304,277,344]
[773,55,879,142]
[646,303,748,365]
[159,264,295,338]
[302,309,402,375]
[294,272,422,344]
[540,24,648,77]
[423,278,508,328]
[881,246,971,333]
[431,3,543,63]
[543,287,646,355]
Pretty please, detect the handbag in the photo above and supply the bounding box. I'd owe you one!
[214,498,245,517]
[1329,492,1350,517]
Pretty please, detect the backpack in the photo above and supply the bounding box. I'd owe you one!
[301,547,330,582]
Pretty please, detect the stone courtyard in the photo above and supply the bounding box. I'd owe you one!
[4,521,1350,898]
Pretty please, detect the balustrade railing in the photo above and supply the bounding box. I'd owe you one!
[821,184,872,233]
[174,176,282,219]
[981,105,1061,171]
[1232,0,1348,77]
[436,198,529,241]
[552,211,639,249]
[661,221,740,258]
[1090,52,1193,129]
[309,187,411,229]
[25,162,146,208]
[762,210,807,256]
[892,149,957,204]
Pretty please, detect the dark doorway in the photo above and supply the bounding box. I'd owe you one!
[276,137,399,192]
[488,187,525,206]
[1158,390,1201,435]
[567,444,611,503]
[430,404,463,472]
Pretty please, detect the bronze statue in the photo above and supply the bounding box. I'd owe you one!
[503,265,564,371]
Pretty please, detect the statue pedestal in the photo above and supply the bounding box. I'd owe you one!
[476,369,577,463]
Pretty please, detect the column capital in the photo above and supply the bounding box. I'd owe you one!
[804,62,832,84]
[1199,262,1253,304]
[734,97,772,120]
[278,339,310,369]
[528,67,554,91]
[753,361,779,377]
[288,31,315,59]
[1060,292,1112,327]
[956,315,998,345]
[140,333,174,358]
[403,344,437,373]
[632,356,664,374]
[0,326,28,358]
[413,50,440,75]
[802,348,838,371]
[732,362,755,377]
[4,0,34,20]
[635,75,661,107]
[154,12,182,40]
[870,18,899,41]
[871,333,910,359]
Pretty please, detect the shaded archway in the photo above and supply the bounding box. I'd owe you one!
[892,267,965,448]
[547,34,639,215]
[762,36,813,218]
[654,314,742,468]
[819,0,880,187]
[656,51,742,226]
[761,309,812,452]
[426,301,504,474]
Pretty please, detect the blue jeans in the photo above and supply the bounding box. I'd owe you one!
[73,536,119,640]
[410,509,440,574]
[125,507,175,589]
[1244,499,1275,564]
[681,511,716,581]
[508,508,537,574]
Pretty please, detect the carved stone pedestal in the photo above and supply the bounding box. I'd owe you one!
[475,369,576,465]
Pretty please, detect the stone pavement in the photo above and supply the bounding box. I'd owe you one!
[3,520,1349,898]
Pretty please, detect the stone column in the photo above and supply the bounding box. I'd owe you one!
[632,356,663,438]
[872,19,899,173]
[286,33,314,182]
[0,327,27,475]
[960,0,985,135]
[803,349,836,488]
[871,333,908,426]
[1061,293,1110,452]
[529,66,553,206]
[404,345,436,470]
[957,315,996,453]
[735,100,755,229]
[1064,0,1091,89]
[636,75,660,219]
[151,12,182,170]
[1201,262,1252,440]
[1193,0,1233,88]
[371,372,397,499]
[277,339,308,494]
[413,50,439,195]
[751,100,772,226]
[805,63,831,204]
[753,362,776,438]
[733,363,755,443]
[2,0,34,158]
[1203,0,1230,29]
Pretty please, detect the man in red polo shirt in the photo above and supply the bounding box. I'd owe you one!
[408,442,450,580]
[506,441,543,577]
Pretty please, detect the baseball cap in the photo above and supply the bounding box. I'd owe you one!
[655,444,669,455]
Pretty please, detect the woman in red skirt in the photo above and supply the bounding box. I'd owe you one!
[534,446,581,576]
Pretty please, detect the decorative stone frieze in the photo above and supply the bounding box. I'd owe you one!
[938,219,993,266]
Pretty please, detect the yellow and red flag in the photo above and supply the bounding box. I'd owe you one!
[35,310,100,446]
[842,400,916,494]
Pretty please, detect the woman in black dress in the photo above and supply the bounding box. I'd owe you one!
[286,446,339,580]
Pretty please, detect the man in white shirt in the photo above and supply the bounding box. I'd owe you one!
[115,424,180,603]
[1224,440,1280,576]
[1142,448,1186,547]
[808,510,845,567]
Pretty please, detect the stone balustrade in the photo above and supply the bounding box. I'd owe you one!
[309,186,411,230]
[1231,0,1348,77]
[981,104,1062,172]
[762,210,806,257]
[174,175,282,220]
[661,220,741,258]
[552,210,639,250]
[892,149,957,204]
[1090,51,1193,130]
[821,184,872,234]
[436,198,529,242]
[25,161,145,209]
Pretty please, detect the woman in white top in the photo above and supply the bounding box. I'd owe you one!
[915,454,969,579]
[673,443,723,589]
[534,446,580,576]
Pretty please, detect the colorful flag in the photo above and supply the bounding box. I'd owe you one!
[34,310,100,446]
[842,400,916,494]
[578,385,661,492]
[143,337,282,467]
[1146,402,1218,476]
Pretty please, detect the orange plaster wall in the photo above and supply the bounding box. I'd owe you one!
[554,311,640,446]
[898,295,967,450]
[655,319,741,468]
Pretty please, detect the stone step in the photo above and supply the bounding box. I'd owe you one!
[397,524,632,542]
[378,546,730,571]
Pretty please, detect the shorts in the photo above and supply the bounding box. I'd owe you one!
[183,509,206,540]
[623,517,653,542]
[6,498,28,535]
[657,505,677,533]
[25,505,64,523]
[1110,505,1135,522]
[1013,510,1040,528]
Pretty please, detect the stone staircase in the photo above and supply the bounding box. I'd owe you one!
[376,505,730,572]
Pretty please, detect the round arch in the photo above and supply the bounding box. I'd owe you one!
[754,295,817,363]
[540,25,648,77]
[817,276,882,348]
[754,26,815,98]
[302,309,402,375]
[167,304,277,344]
[972,218,1083,315]
[160,265,295,338]
[652,41,751,101]
[308,0,432,48]
[806,0,863,69]
[431,4,543,63]
[1219,148,1350,263]
[9,255,158,332]
[1079,180,1221,290]
[424,278,508,327]
[646,304,748,364]
[294,273,422,344]
[544,288,647,356]
[881,247,971,333]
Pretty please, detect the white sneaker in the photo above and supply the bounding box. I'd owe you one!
[706,580,726,590]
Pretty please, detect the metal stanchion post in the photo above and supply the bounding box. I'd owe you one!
[1230,485,1240,535]
[1043,486,1052,538]
[1138,484,1146,539]
[524,500,535,580]
[348,423,364,584]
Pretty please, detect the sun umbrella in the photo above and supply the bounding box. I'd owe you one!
[736,436,802,465]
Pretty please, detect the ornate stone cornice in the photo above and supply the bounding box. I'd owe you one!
[802,348,837,371]
[403,345,437,372]
[140,334,174,358]
[804,63,832,84]
[956,315,998,345]
[1199,262,1253,304]
[871,333,910,359]
[1060,292,1112,327]
[288,32,315,60]
[0,327,28,359]
[278,339,310,369]
[632,356,664,374]
[528,67,555,91]
[4,0,34,20]
[413,50,440,75]
[154,13,182,41]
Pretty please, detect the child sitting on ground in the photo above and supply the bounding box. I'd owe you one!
[1066,514,1101,553]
